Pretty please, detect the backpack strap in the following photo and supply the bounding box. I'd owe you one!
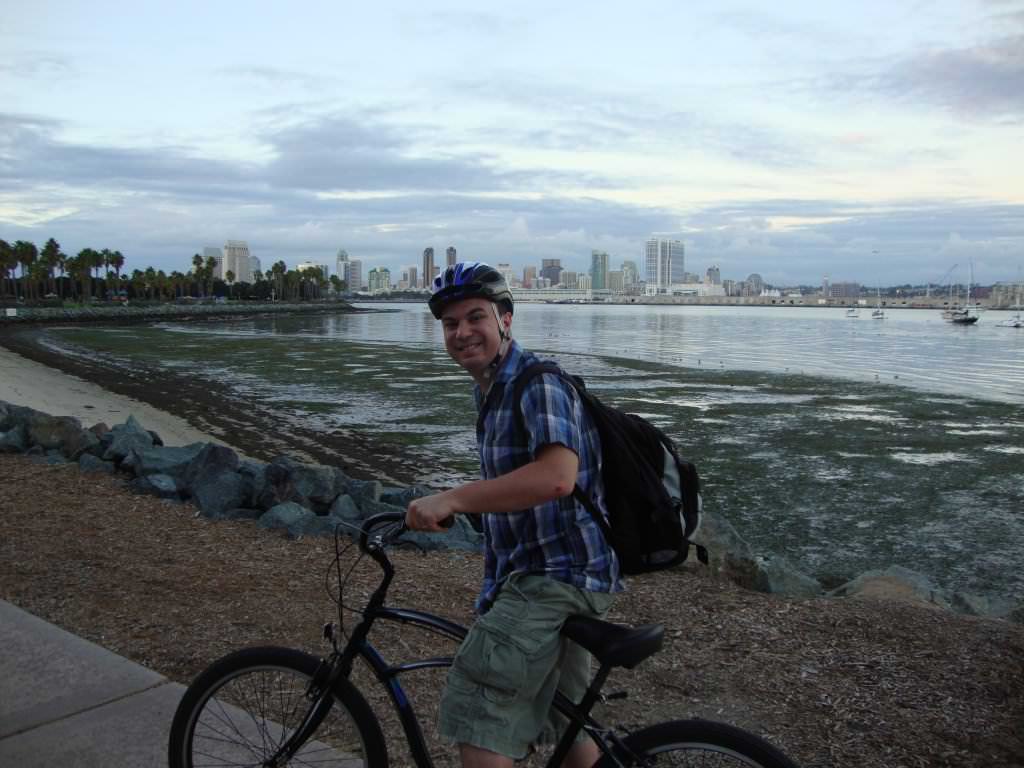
[510,362,613,540]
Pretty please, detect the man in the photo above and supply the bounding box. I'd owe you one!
[406,262,622,768]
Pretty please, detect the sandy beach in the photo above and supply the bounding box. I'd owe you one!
[0,345,234,449]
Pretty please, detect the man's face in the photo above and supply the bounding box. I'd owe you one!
[440,298,510,376]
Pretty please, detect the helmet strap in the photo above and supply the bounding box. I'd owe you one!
[480,302,512,389]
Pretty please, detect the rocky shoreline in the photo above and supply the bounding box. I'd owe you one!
[2,398,1018,622]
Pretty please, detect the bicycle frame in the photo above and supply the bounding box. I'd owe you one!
[277,515,630,768]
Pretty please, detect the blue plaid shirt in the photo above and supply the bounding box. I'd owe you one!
[472,340,622,613]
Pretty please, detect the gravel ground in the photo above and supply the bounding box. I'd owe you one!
[2,454,1023,768]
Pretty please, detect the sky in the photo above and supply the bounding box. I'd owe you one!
[2,0,1023,287]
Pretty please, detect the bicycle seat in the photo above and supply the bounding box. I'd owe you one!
[561,615,664,669]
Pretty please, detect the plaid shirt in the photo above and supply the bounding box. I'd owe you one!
[473,340,621,613]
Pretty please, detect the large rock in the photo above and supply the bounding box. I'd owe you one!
[258,502,335,538]
[78,453,115,474]
[289,462,342,511]
[238,459,268,508]
[381,485,430,507]
[829,565,953,610]
[398,515,483,553]
[128,443,206,481]
[193,471,247,517]
[347,478,384,508]
[0,424,28,453]
[327,494,362,525]
[182,443,240,489]
[103,415,155,463]
[128,473,181,500]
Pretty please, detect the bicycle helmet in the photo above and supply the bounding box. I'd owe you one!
[428,261,514,319]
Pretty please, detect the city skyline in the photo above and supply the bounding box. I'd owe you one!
[3,2,1022,285]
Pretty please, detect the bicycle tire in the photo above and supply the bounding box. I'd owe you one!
[168,645,388,768]
[596,719,800,768]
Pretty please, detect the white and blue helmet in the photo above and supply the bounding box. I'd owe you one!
[428,261,514,319]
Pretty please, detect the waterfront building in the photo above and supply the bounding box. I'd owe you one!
[297,262,329,278]
[497,263,517,287]
[523,265,537,288]
[746,273,765,296]
[645,237,683,295]
[204,247,224,279]
[622,260,640,289]
[336,249,349,278]
[562,271,578,288]
[540,258,563,286]
[722,279,737,296]
[706,265,721,285]
[422,248,435,288]
[367,267,391,294]
[829,281,860,298]
[577,274,592,290]
[407,266,418,290]
[446,246,457,267]
[223,240,253,283]
[590,250,609,290]
[346,260,363,291]
[608,270,625,293]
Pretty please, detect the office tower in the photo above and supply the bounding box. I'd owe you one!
[590,250,609,290]
[297,262,329,278]
[497,263,516,286]
[446,246,457,267]
[746,273,765,296]
[422,248,435,288]
[562,270,578,288]
[706,265,721,285]
[249,256,261,278]
[346,260,363,291]
[645,237,683,293]
[608,271,624,293]
[407,266,418,290]
[368,267,391,293]
[621,260,639,288]
[540,258,562,286]
[522,265,537,288]
[204,247,224,279]
[577,274,592,290]
[223,240,252,283]
[336,249,349,278]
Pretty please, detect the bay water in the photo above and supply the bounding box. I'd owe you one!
[47,303,1024,602]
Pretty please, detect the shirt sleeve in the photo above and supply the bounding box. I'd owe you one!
[518,373,584,459]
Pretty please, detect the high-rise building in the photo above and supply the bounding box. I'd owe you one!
[367,267,391,294]
[540,258,563,286]
[204,247,224,279]
[422,248,435,288]
[746,273,765,296]
[577,274,592,290]
[496,263,516,287]
[346,260,363,291]
[706,265,721,285]
[446,246,457,267]
[336,249,349,278]
[562,271,578,288]
[297,262,329,278]
[645,237,683,294]
[522,265,537,288]
[608,270,625,293]
[590,250,609,290]
[249,256,261,278]
[223,240,252,283]
[407,266,418,290]
[621,260,639,288]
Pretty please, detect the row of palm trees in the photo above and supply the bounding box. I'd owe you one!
[0,237,344,304]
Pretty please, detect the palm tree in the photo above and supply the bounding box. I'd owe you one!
[39,238,62,297]
[75,248,99,301]
[13,241,39,302]
[204,256,216,298]
[0,239,14,300]
[225,270,235,299]
[110,250,125,298]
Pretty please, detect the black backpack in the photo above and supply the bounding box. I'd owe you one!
[512,362,707,574]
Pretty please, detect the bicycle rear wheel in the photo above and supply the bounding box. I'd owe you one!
[597,719,800,768]
[168,646,387,768]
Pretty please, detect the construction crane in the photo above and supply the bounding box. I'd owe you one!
[928,263,958,298]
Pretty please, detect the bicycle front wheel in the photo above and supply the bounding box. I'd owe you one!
[168,646,388,768]
[598,719,800,768]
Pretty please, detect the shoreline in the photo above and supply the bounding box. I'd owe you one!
[0,324,418,485]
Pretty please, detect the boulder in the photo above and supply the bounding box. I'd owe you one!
[24,411,81,449]
[327,494,362,525]
[204,507,263,522]
[78,454,115,474]
[103,416,155,463]
[381,485,431,507]
[129,443,206,481]
[398,515,483,553]
[749,554,822,598]
[238,459,268,507]
[0,401,8,429]
[289,463,341,511]
[0,424,28,453]
[192,470,248,518]
[88,422,111,438]
[182,443,240,490]
[255,458,307,511]
[258,502,335,538]
[347,479,384,508]
[128,473,181,500]
[829,565,953,610]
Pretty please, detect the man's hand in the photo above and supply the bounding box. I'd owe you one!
[406,492,458,532]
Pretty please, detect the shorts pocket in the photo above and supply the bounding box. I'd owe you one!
[454,624,528,704]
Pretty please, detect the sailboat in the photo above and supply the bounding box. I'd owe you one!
[845,307,860,318]
[943,262,980,325]
[998,275,1023,328]
[872,286,885,319]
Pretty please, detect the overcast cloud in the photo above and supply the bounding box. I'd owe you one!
[1,0,1022,285]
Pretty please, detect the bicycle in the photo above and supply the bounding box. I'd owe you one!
[168,511,801,767]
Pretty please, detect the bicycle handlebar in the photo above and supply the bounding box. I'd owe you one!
[359,511,407,552]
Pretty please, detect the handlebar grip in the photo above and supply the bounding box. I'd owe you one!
[359,511,406,551]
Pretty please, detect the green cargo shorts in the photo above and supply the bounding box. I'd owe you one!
[438,573,614,759]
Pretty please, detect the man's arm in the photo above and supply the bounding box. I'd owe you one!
[405,444,578,532]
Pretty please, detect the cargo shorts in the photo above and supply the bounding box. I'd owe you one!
[438,572,614,759]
